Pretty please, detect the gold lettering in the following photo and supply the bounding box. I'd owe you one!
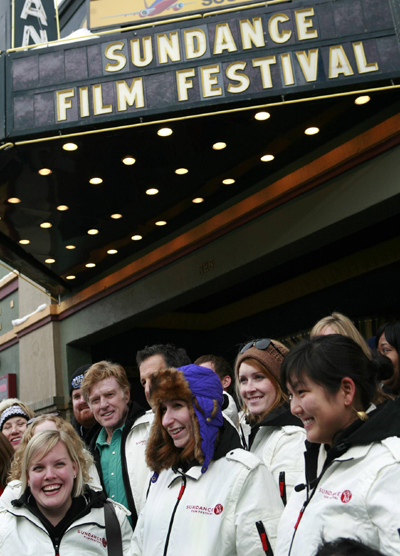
[201,65,222,98]
[116,79,144,111]
[240,18,265,50]
[176,69,195,101]
[295,8,318,41]
[296,49,318,82]
[131,37,153,68]
[353,42,379,74]
[226,62,250,94]
[104,42,127,73]
[281,53,294,85]
[252,57,276,88]
[92,84,112,115]
[56,89,74,121]
[269,13,292,44]
[157,32,181,64]
[79,87,89,118]
[329,45,354,78]
[184,29,207,59]
[213,23,237,55]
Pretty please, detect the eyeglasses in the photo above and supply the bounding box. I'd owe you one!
[240,338,285,357]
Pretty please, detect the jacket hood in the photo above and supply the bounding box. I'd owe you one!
[12,484,107,511]
[248,403,303,449]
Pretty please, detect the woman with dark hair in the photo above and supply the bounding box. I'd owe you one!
[376,320,400,396]
[0,432,13,495]
[275,334,400,556]
[234,339,305,504]
[132,364,283,555]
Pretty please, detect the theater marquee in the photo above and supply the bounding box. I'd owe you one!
[6,0,400,138]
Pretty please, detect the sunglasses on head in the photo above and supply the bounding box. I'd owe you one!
[240,338,285,357]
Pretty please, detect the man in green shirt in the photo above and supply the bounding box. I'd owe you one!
[81,361,152,530]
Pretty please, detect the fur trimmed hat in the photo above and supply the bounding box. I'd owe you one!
[235,341,288,381]
[146,365,223,474]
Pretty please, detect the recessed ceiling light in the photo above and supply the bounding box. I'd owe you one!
[66,245,76,249]
[192,198,204,204]
[87,229,99,235]
[155,220,167,226]
[261,154,275,162]
[305,127,320,135]
[175,168,188,175]
[107,249,118,254]
[122,156,136,165]
[85,263,96,268]
[212,142,226,150]
[63,143,78,151]
[45,258,55,263]
[222,178,235,185]
[157,127,172,137]
[131,235,142,241]
[111,214,123,219]
[146,188,159,195]
[354,95,371,105]
[255,111,271,121]
[40,222,52,228]
[57,205,69,211]
[89,177,103,185]
[66,275,76,280]
[8,197,21,204]
[38,168,52,176]
[19,239,30,244]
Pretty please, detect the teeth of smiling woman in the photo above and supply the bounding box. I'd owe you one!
[303,418,314,425]
[170,428,184,435]
[43,485,61,492]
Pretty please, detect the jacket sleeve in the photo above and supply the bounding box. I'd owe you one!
[113,504,135,556]
[266,428,306,503]
[131,508,144,556]
[366,460,400,555]
[234,460,284,555]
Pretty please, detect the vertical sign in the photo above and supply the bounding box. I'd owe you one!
[0,373,17,401]
[12,0,59,48]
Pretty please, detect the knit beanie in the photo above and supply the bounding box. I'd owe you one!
[235,341,288,381]
[70,364,92,396]
[0,404,29,431]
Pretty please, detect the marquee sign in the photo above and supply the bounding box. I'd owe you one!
[12,0,59,48]
[6,0,400,138]
[88,0,289,29]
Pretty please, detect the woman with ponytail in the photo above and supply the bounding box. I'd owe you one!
[275,334,400,556]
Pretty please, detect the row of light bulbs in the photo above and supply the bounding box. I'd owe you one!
[15,97,372,280]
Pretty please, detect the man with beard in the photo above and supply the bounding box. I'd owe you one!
[70,364,101,444]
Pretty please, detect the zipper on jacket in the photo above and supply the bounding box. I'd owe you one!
[278,471,287,506]
[255,521,274,556]
[163,475,187,556]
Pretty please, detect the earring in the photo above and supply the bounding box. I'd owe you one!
[73,475,77,479]
[352,406,369,422]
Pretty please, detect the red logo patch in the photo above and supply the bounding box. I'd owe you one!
[214,504,223,515]
[341,490,352,503]
[102,538,107,548]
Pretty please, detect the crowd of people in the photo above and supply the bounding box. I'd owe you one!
[0,312,399,555]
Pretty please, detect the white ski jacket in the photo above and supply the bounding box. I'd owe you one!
[275,401,400,556]
[0,489,133,556]
[132,448,283,556]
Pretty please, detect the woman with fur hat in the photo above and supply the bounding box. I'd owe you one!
[235,339,306,504]
[132,364,283,556]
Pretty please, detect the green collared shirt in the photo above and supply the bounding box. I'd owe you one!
[96,425,130,520]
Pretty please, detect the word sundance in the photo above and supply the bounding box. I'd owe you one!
[55,40,378,122]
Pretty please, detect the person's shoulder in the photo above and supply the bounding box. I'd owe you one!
[0,480,23,508]
[224,447,263,470]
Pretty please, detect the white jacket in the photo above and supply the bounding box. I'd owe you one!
[91,406,152,521]
[0,490,133,555]
[276,418,400,555]
[223,392,239,428]
[250,425,306,503]
[132,448,283,556]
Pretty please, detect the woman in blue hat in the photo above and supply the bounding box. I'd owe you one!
[132,364,283,556]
